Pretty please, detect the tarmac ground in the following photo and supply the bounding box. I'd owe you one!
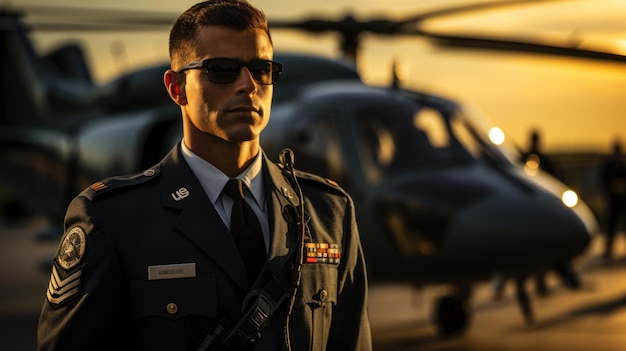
[369,234,626,351]
[2,216,626,350]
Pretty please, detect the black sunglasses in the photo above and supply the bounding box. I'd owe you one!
[176,58,283,85]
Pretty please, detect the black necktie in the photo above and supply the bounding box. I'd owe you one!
[223,179,266,280]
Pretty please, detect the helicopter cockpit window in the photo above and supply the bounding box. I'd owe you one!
[450,112,482,158]
[415,108,449,148]
[355,103,473,184]
[450,109,516,167]
[287,112,346,184]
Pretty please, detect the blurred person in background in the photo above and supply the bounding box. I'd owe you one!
[601,138,626,260]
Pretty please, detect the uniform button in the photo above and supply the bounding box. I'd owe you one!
[319,289,328,302]
[166,303,178,314]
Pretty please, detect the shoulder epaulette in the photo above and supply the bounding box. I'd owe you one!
[81,168,160,201]
[292,169,347,196]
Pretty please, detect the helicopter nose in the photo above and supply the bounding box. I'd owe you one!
[445,194,592,272]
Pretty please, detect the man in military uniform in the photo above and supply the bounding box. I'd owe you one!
[36,1,372,350]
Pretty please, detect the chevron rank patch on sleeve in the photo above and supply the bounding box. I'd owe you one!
[46,265,82,305]
[46,226,86,306]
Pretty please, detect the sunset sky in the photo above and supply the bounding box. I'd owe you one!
[12,0,626,153]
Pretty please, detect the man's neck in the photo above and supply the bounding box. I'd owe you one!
[184,137,259,178]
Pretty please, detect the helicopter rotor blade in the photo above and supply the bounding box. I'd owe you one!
[9,1,625,62]
[8,5,177,31]
[269,0,550,36]
[408,28,626,63]
[268,0,626,64]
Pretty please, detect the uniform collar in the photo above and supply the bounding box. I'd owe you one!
[181,140,265,210]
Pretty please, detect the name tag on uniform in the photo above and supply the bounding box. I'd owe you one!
[148,263,196,280]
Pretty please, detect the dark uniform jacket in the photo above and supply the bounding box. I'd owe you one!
[37,143,372,351]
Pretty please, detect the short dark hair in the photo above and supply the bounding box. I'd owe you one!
[169,0,271,70]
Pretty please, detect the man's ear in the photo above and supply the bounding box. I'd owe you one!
[164,69,187,106]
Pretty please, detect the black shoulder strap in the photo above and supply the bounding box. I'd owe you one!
[195,271,294,351]
[222,271,294,349]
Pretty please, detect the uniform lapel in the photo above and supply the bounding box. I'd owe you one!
[262,154,303,274]
[158,145,250,290]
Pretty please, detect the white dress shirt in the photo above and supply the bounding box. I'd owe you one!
[180,140,269,251]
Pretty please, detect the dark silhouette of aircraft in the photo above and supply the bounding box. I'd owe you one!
[1,1,615,335]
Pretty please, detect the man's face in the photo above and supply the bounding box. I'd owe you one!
[181,26,274,144]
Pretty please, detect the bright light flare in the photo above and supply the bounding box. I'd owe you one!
[562,190,578,208]
[523,154,540,176]
[488,127,505,145]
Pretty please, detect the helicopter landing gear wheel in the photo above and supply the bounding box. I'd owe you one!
[434,296,470,336]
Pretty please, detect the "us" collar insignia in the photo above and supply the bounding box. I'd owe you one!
[172,187,190,201]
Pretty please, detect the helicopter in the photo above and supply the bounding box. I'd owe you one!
[0,2,607,336]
